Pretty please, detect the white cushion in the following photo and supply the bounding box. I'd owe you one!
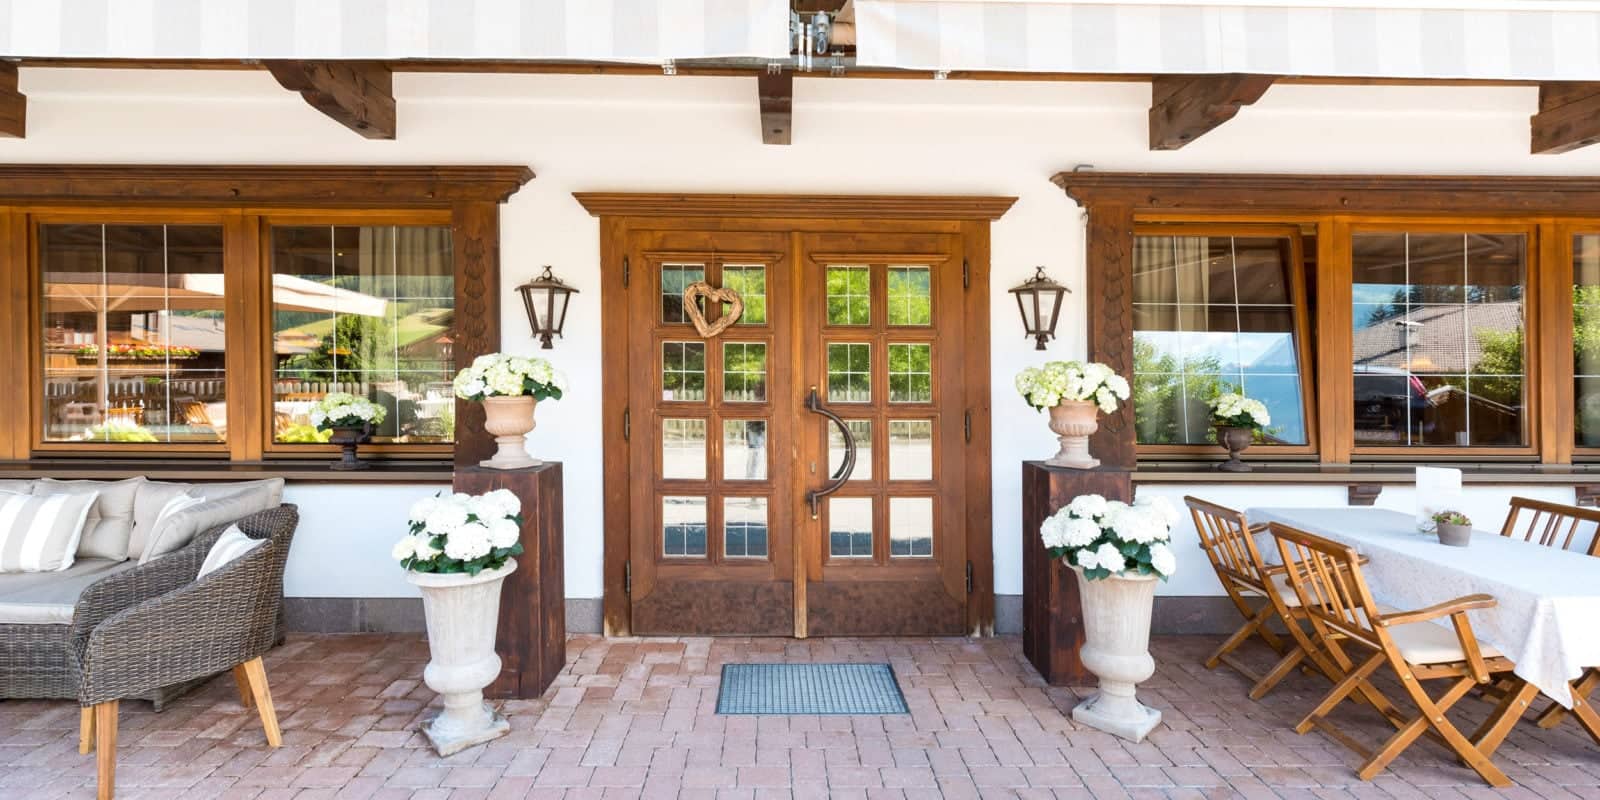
[140,491,277,564]
[197,525,265,577]
[1387,619,1503,665]
[35,477,145,561]
[0,490,99,573]
[130,482,200,558]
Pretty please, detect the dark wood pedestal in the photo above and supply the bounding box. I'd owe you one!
[1021,462,1132,686]
[454,463,565,699]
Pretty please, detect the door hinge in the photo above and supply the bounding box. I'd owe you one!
[624,560,633,595]
[962,258,970,289]
[964,410,972,443]
[622,255,630,287]
[965,561,973,594]
[623,407,630,440]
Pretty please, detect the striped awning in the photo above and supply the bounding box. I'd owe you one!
[0,0,792,62]
[855,0,1600,80]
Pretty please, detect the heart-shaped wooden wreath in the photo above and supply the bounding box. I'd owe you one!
[683,281,745,338]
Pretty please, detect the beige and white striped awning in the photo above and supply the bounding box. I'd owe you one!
[0,0,791,62]
[855,0,1600,80]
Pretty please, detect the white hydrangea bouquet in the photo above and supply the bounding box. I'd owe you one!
[393,489,524,575]
[311,392,387,431]
[453,353,565,402]
[1041,494,1179,580]
[1209,392,1271,431]
[1015,360,1131,414]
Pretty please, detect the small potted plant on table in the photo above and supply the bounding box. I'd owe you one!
[453,353,565,469]
[1015,360,1130,469]
[1431,510,1473,547]
[311,392,387,471]
[1208,392,1271,472]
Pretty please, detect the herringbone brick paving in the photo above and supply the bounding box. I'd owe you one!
[2,634,1598,798]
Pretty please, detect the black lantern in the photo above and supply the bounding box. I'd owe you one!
[1008,266,1069,350]
[516,266,578,349]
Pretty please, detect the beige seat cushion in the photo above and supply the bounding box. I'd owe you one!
[1387,619,1503,665]
[0,557,135,624]
[36,476,145,561]
[139,491,279,564]
[0,479,37,495]
[193,478,285,508]
[1241,572,1303,609]
[0,491,100,573]
[130,482,200,559]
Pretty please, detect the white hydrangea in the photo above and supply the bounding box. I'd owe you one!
[1040,514,1070,549]
[443,522,493,561]
[1014,360,1130,413]
[412,533,442,560]
[1149,542,1178,577]
[1068,494,1109,519]
[391,535,417,561]
[309,392,387,429]
[1062,518,1101,548]
[1091,542,1126,573]
[487,517,521,549]
[409,495,442,523]
[1210,392,1271,429]
[453,352,566,401]
[424,499,469,535]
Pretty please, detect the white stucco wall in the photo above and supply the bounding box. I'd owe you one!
[9,68,1600,602]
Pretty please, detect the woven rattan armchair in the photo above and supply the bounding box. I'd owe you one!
[71,504,298,800]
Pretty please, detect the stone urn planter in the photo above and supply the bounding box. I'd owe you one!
[1071,566,1162,743]
[1214,425,1253,473]
[1047,400,1101,469]
[1436,522,1473,547]
[327,425,370,471]
[407,560,517,756]
[481,396,541,469]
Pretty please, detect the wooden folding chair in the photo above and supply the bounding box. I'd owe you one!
[1269,522,1529,788]
[1187,497,1337,699]
[1500,497,1600,555]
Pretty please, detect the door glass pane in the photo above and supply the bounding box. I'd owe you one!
[887,266,932,326]
[826,266,871,326]
[828,497,873,558]
[1132,234,1306,446]
[1352,232,1526,447]
[722,265,767,325]
[829,419,872,482]
[41,224,228,444]
[661,418,706,480]
[662,496,707,557]
[661,264,705,324]
[889,497,934,557]
[888,344,932,403]
[723,420,768,480]
[724,497,769,558]
[888,420,933,480]
[661,342,706,402]
[722,342,768,403]
[827,343,871,403]
[270,225,456,445]
[1574,234,1600,447]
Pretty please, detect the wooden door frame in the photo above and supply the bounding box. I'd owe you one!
[577,193,1015,636]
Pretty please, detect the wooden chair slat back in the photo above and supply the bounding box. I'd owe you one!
[1269,522,1382,650]
[1186,496,1270,593]
[1500,497,1600,555]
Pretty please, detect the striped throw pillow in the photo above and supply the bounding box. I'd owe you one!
[0,490,100,573]
[197,524,265,578]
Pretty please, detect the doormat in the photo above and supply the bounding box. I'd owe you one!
[715,663,910,715]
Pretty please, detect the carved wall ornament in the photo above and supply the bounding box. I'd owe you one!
[683,281,744,338]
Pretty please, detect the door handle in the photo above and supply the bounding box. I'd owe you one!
[805,386,855,519]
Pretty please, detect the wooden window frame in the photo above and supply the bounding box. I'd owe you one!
[1130,222,1319,459]
[0,164,533,467]
[1053,171,1600,468]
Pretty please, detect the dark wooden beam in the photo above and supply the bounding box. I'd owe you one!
[1531,82,1600,154]
[264,60,396,139]
[758,69,793,145]
[1148,74,1274,150]
[0,63,25,138]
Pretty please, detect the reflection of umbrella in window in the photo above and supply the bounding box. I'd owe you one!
[44,272,387,316]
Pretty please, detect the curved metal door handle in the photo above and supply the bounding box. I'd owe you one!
[805,387,855,519]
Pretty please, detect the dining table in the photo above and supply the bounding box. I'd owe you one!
[1247,506,1600,717]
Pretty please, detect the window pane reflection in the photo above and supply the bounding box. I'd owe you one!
[662,496,707,557]
[661,418,706,480]
[889,497,934,557]
[723,420,768,481]
[828,497,873,558]
[1575,235,1600,447]
[828,419,872,482]
[723,497,769,558]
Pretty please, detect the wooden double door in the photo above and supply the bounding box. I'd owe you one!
[616,224,986,636]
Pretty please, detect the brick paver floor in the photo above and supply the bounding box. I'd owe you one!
[3,634,1599,798]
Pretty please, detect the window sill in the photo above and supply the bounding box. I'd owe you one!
[0,459,454,484]
[1134,461,1600,485]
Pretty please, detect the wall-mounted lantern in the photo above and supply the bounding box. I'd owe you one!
[1008,266,1069,351]
[516,266,579,349]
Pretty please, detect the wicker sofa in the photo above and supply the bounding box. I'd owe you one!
[0,477,296,709]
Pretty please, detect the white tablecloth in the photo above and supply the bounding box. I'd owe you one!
[1248,507,1600,707]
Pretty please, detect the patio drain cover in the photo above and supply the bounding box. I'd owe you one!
[716,663,909,715]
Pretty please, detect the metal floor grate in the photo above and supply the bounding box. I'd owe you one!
[715,663,910,715]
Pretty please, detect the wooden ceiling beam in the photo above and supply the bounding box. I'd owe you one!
[1531,82,1600,154]
[1148,74,1274,150]
[759,68,794,145]
[264,60,396,139]
[0,63,25,138]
